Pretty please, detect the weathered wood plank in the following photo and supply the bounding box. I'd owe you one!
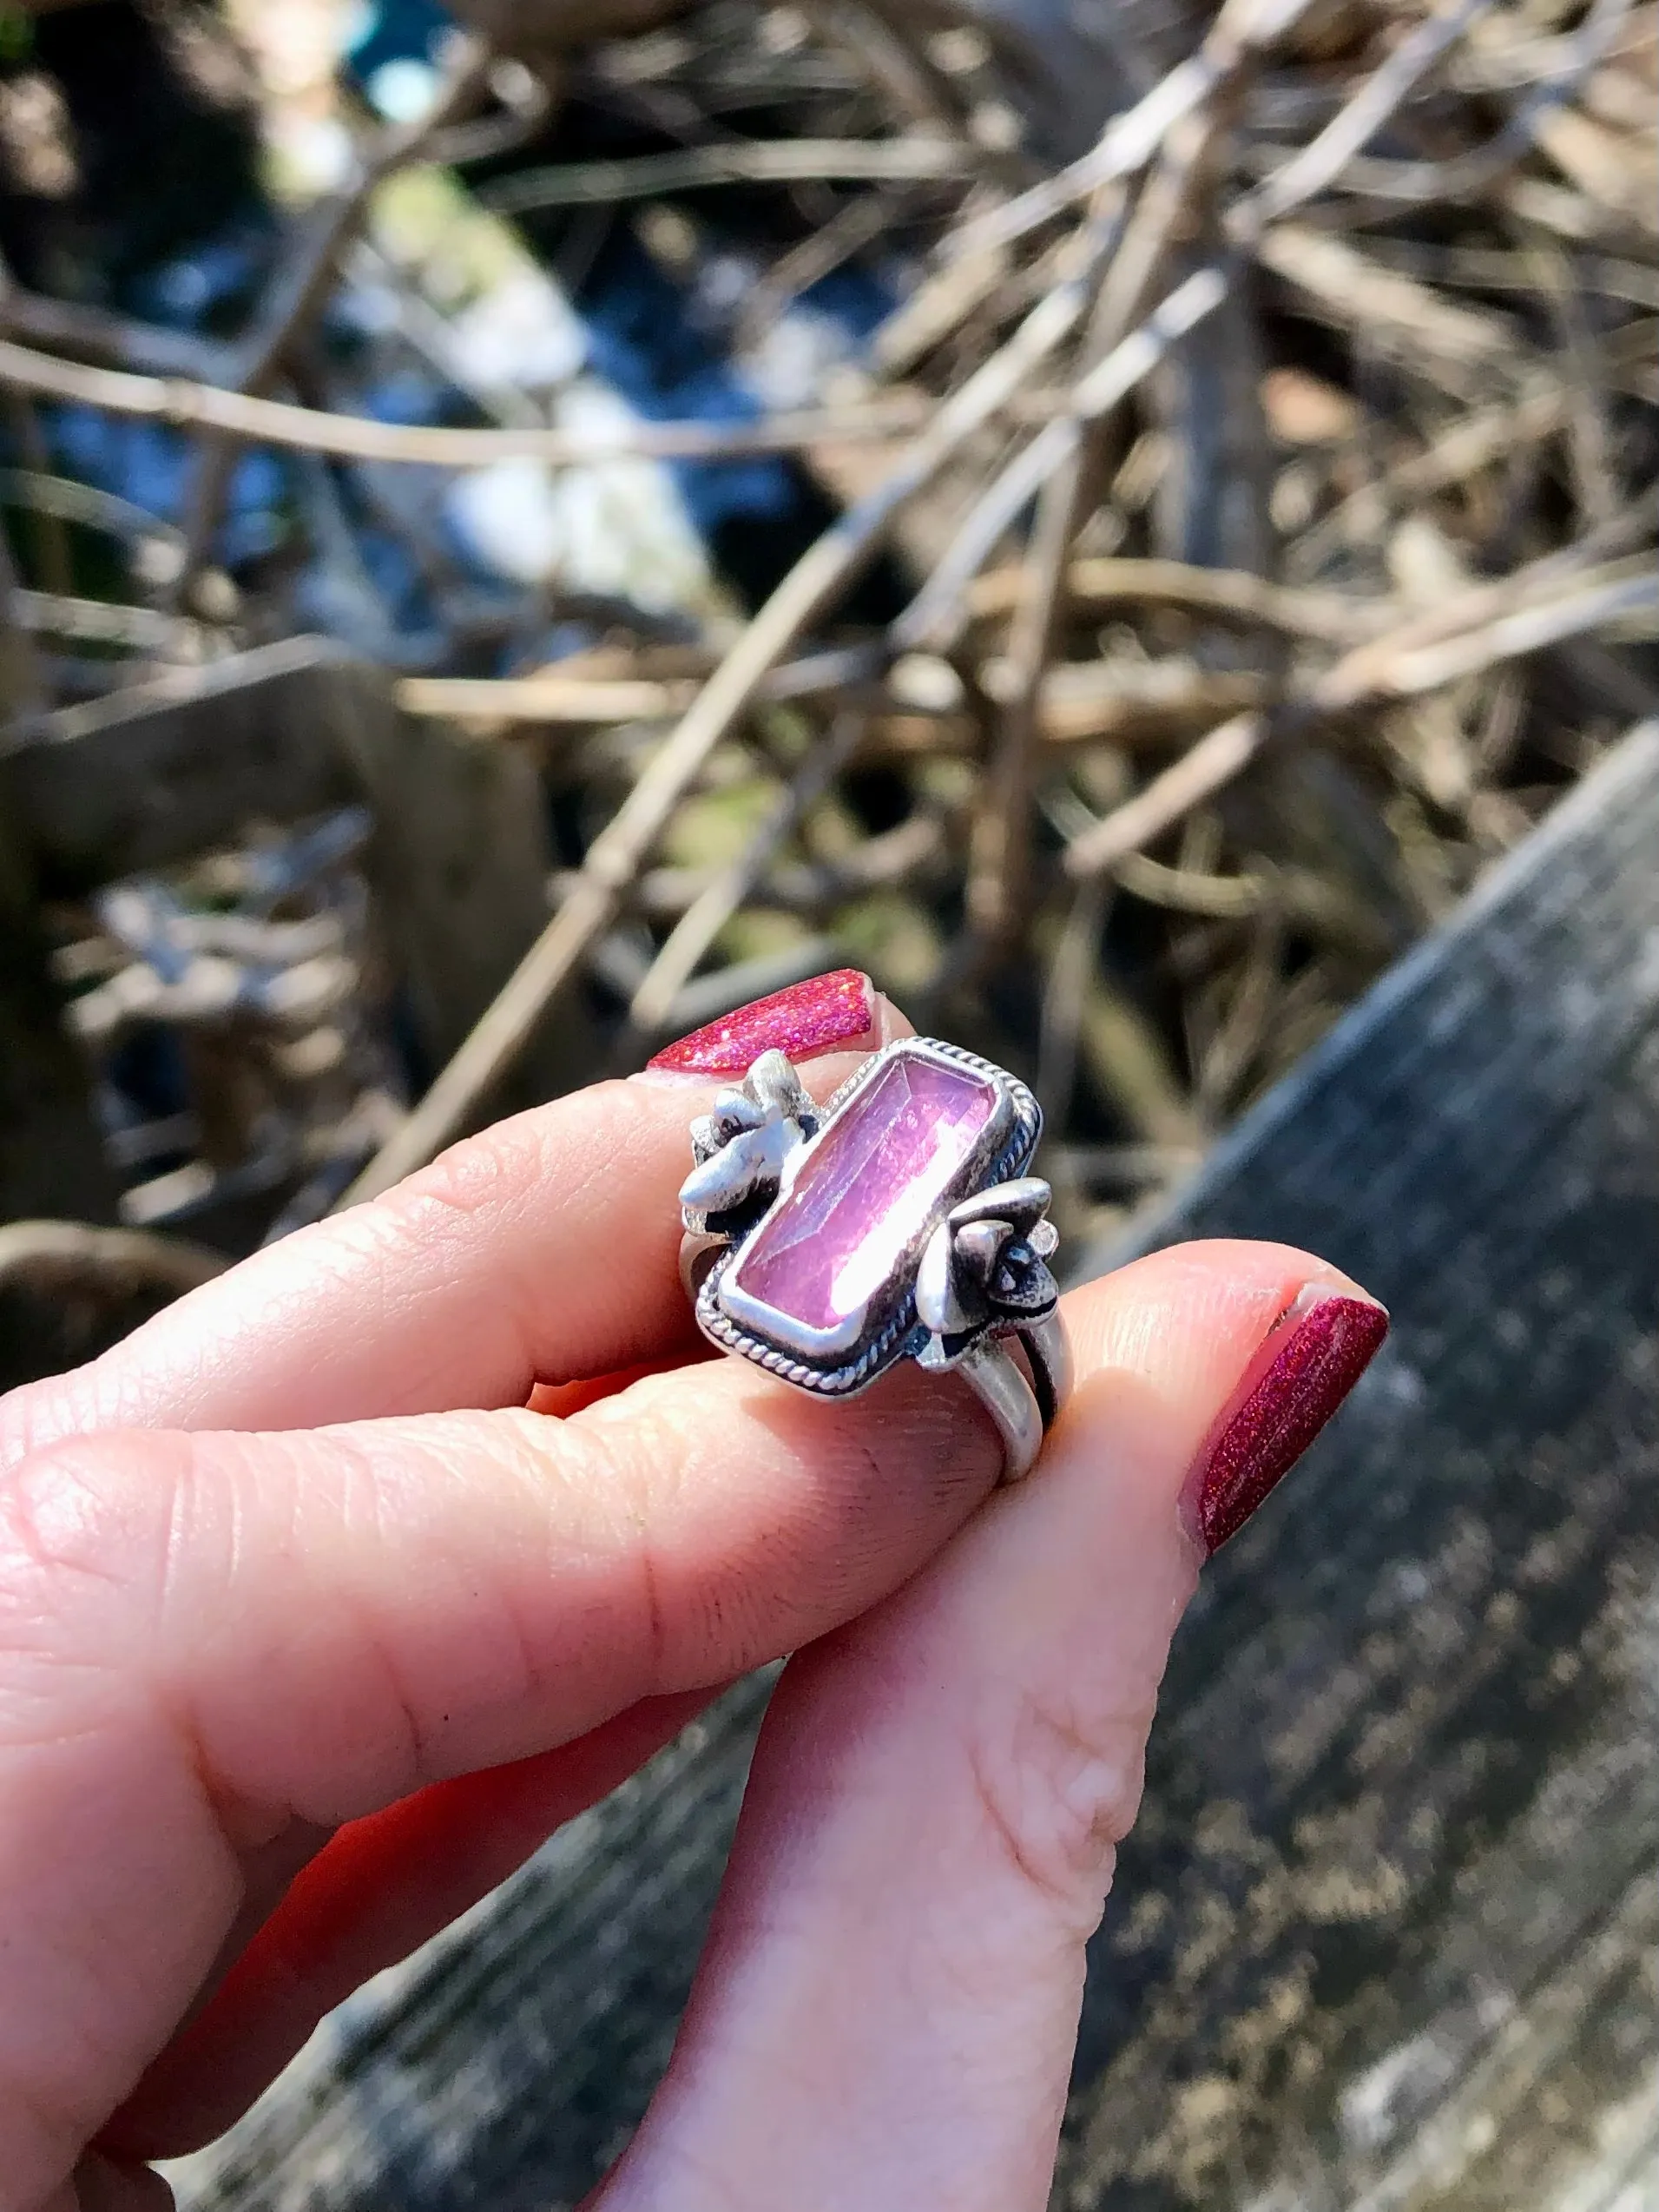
[340,685,585,1088]
[0,784,124,1386]
[0,640,591,1178]
[172,722,1659,2212]
[3,641,365,892]
[0,545,125,1381]
[1053,718,1659,2211]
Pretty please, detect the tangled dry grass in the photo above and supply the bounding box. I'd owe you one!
[0,0,1654,1262]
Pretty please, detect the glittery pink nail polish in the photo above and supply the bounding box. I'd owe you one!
[1182,1286,1389,1556]
[646,969,877,1076]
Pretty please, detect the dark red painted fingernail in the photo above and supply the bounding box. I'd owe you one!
[646,968,877,1076]
[1182,1285,1389,1556]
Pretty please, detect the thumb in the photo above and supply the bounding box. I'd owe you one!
[599,1241,1387,2212]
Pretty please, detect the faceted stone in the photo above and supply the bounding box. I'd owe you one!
[721,1049,1000,1351]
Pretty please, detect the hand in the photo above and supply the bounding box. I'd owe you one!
[0,978,1386,2212]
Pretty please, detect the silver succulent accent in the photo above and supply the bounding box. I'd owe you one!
[915,1176,1059,1340]
[678,1049,817,1226]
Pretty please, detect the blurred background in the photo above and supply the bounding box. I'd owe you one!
[0,0,1655,2204]
[0,0,1652,1376]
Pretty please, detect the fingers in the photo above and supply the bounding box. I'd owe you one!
[602,1243,1387,2212]
[0,1341,1002,2203]
[0,976,907,1465]
[106,1690,714,2159]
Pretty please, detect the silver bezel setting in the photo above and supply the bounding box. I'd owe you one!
[683,1036,1050,1398]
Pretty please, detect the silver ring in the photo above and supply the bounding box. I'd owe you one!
[676,1037,1070,1483]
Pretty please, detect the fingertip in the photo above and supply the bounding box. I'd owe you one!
[868,987,916,1048]
[1178,1280,1388,1557]
[1062,1238,1378,1389]
[633,971,914,1092]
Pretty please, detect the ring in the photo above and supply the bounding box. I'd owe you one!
[676,1037,1071,1481]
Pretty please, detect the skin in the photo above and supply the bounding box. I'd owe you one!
[0,997,1376,2212]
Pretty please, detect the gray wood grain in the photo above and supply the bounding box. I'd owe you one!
[1052,721,1659,2211]
[174,722,1659,2212]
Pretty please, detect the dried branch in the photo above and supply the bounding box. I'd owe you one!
[883,0,1316,372]
[1254,226,1525,399]
[482,135,977,212]
[398,671,701,722]
[342,268,1092,1201]
[0,1219,227,1299]
[0,337,945,464]
[0,267,239,380]
[1063,710,1270,881]
[966,556,1381,644]
[398,642,887,724]
[10,589,206,656]
[1239,0,1495,229]
[627,707,868,1034]
[174,38,501,589]
[1347,567,1658,700]
[1286,383,1571,576]
[944,0,1315,263]
[1330,0,1633,207]
[1064,555,1658,880]
[895,260,1234,650]
[969,41,1257,945]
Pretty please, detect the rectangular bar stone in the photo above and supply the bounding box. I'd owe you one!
[721,1046,1001,1354]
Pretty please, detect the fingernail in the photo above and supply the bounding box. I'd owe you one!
[645,969,876,1075]
[1182,1284,1389,1556]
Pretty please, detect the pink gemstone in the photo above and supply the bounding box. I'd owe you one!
[721,1048,1001,1353]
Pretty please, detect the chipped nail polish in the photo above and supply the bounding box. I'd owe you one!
[1183,1285,1389,1556]
[646,969,876,1076]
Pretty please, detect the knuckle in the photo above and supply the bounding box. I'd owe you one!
[550,1390,686,1675]
[382,1116,543,1230]
[2,1432,161,1584]
[0,1432,189,1699]
[557,1373,669,1498]
[381,1083,646,1234]
[964,1675,1155,1934]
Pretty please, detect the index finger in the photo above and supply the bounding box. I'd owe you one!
[0,973,905,1465]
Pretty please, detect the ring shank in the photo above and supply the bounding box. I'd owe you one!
[682,1220,1070,1483]
[956,1309,1071,1482]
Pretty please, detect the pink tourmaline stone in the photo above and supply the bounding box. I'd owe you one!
[722,1049,1000,1349]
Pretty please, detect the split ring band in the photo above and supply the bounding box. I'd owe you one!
[675,1036,1071,1483]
